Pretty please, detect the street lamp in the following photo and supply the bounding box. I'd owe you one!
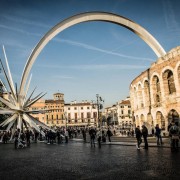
[96,94,104,128]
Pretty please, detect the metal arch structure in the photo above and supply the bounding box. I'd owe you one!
[19,12,166,96]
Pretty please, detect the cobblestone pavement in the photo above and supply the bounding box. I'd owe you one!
[0,141,179,180]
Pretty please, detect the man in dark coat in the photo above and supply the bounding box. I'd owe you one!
[135,126,142,149]
[142,125,148,150]
[106,128,113,142]
[89,127,96,147]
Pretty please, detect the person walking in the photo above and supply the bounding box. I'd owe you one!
[135,126,142,150]
[155,124,163,146]
[2,131,8,144]
[96,129,102,148]
[89,127,96,147]
[142,125,149,150]
[26,129,31,147]
[102,129,106,142]
[106,128,113,142]
[65,129,69,143]
[169,120,179,152]
[82,128,86,142]
[14,129,19,149]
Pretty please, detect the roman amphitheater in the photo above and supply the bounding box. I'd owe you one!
[130,46,180,135]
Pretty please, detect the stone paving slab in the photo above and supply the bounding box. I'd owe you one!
[71,138,174,148]
[0,141,179,180]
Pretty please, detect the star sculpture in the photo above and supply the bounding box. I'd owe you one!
[0,46,52,138]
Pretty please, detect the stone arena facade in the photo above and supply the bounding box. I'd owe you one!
[130,46,180,134]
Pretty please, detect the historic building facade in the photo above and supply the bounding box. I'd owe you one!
[130,46,180,134]
[29,94,99,127]
[104,105,118,126]
[29,93,65,127]
[117,98,132,130]
[104,97,132,129]
[64,101,98,127]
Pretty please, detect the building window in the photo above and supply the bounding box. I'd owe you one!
[56,115,58,120]
[52,115,53,120]
[81,113,84,119]
[121,110,124,114]
[121,106,124,108]
[87,112,91,118]
[74,107,77,110]
[68,107,70,110]
[46,115,48,120]
[81,107,83,110]
[75,113,77,120]
[93,112,97,118]
[128,110,131,114]
[87,107,90,109]
[68,113,71,119]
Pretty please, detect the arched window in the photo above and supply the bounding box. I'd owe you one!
[163,70,176,95]
[156,77,160,92]
[144,80,150,107]
[167,71,176,94]
[152,75,161,104]
[138,84,143,108]
[133,87,137,110]
[178,65,180,85]
[156,111,165,130]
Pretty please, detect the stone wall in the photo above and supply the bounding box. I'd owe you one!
[130,46,180,134]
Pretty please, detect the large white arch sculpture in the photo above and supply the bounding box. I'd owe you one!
[19,12,166,95]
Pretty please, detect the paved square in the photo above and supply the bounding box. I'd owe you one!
[0,142,179,180]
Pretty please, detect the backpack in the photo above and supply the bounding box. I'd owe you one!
[170,125,178,135]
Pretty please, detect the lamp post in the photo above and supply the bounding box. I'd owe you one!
[113,110,116,127]
[96,94,104,128]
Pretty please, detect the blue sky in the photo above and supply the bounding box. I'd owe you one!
[0,0,180,107]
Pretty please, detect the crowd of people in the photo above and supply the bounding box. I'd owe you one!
[0,126,114,149]
[135,120,179,152]
[0,122,179,151]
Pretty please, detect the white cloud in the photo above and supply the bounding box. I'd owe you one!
[35,63,147,70]
[2,15,51,29]
[54,38,154,62]
[0,15,154,62]
[0,24,41,37]
[162,0,179,31]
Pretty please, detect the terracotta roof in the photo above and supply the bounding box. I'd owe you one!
[45,100,64,103]
[65,102,91,106]
[119,100,130,105]
[54,93,64,95]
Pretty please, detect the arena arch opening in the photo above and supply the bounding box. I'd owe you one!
[19,12,166,95]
